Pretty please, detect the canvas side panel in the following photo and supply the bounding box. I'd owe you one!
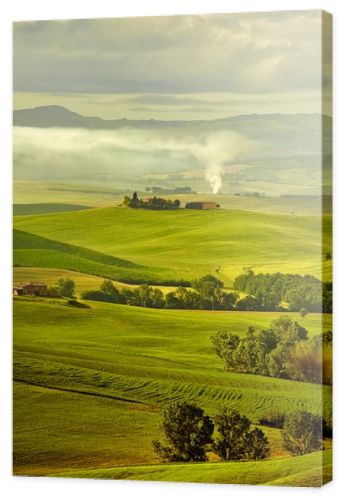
[322,9,333,486]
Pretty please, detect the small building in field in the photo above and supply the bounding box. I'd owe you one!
[185,201,220,210]
[14,281,49,297]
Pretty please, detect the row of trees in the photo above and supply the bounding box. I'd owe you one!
[81,276,240,311]
[123,192,180,210]
[81,272,332,314]
[211,316,332,384]
[233,270,332,313]
[153,402,324,463]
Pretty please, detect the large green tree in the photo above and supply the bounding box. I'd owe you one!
[152,402,214,463]
[213,408,269,461]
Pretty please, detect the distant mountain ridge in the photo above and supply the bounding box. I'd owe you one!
[13,105,330,131]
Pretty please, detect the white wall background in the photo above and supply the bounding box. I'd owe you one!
[1,1,345,499]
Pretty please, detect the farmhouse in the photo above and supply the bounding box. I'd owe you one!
[185,201,220,210]
[13,281,58,297]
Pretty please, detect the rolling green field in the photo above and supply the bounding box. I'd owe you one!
[13,298,332,484]
[13,201,332,486]
[13,206,332,284]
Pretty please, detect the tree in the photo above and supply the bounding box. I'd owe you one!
[211,331,240,369]
[100,279,120,301]
[55,278,75,298]
[122,195,131,207]
[151,287,165,308]
[271,316,308,343]
[235,295,262,311]
[213,408,269,461]
[152,402,214,462]
[299,308,308,318]
[137,284,151,307]
[281,411,322,455]
[165,291,180,309]
[242,427,270,460]
[267,342,291,379]
[192,275,224,310]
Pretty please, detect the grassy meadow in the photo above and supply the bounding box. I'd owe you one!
[13,198,332,486]
[13,205,332,284]
[13,298,332,481]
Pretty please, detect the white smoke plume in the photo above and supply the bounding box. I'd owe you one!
[193,130,246,194]
[205,164,224,194]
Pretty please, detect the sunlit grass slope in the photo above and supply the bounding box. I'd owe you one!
[13,207,332,284]
[13,299,332,483]
[13,300,331,436]
[13,228,180,285]
[55,449,332,487]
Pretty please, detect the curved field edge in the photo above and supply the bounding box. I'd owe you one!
[13,229,186,285]
[13,203,93,216]
[49,449,332,487]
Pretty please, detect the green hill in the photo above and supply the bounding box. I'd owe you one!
[13,207,332,285]
[13,298,332,482]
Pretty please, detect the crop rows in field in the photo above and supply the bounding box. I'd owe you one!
[14,350,330,422]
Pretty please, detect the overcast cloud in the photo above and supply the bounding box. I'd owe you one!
[13,11,332,120]
[14,11,325,94]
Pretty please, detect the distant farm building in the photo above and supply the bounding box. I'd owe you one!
[185,201,220,210]
[13,281,59,297]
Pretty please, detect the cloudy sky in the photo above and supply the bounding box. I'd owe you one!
[13,11,330,120]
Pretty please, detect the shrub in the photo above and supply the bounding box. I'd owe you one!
[80,290,115,303]
[281,411,323,455]
[259,412,286,429]
[66,298,91,309]
[286,341,323,384]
